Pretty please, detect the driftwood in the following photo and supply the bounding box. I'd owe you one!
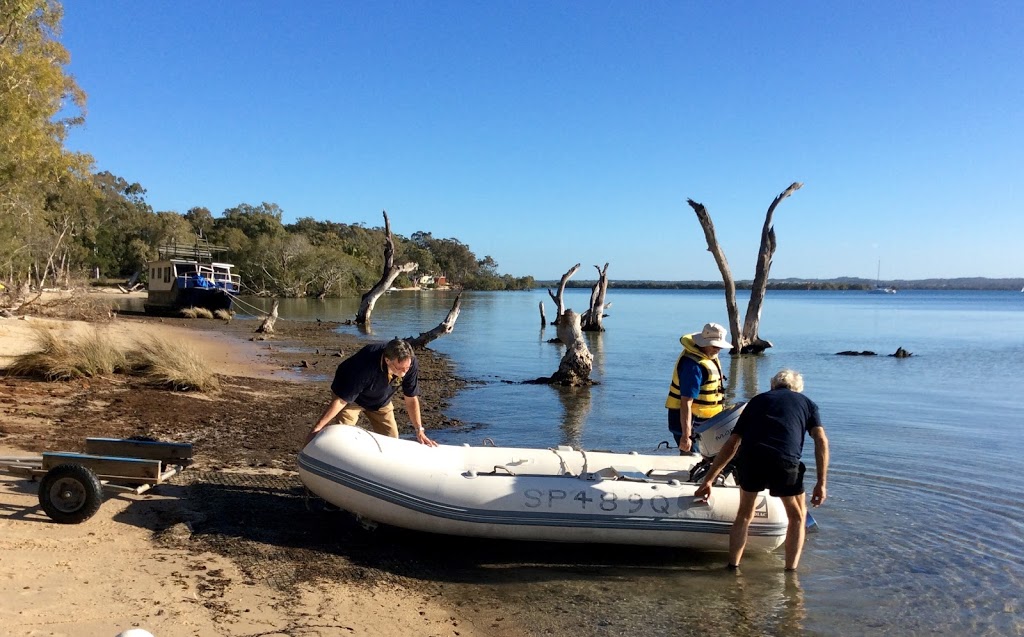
[836,347,912,358]
[1,290,43,316]
[688,182,802,354]
[581,263,610,332]
[407,293,463,349]
[550,310,594,386]
[356,210,418,325]
[547,263,580,325]
[256,299,279,334]
[539,301,546,329]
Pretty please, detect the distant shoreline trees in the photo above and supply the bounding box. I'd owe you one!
[537,279,1024,292]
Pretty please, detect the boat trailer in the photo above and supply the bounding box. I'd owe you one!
[0,437,193,524]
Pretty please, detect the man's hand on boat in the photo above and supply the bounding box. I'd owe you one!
[693,481,712,503]
[414,426,438,447]
[304,423,438,447]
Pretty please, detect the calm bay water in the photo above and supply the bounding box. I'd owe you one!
[243,289,1024,636]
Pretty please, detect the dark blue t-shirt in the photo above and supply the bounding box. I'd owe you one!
[330,342,419,410]
[732,388,821,464]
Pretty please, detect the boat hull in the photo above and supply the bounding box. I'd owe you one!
[298,426,788,552]
[145,287,233,314]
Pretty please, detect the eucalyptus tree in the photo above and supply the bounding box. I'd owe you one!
[184,206,214,238]
[88,172,156,277]
[0,0,93,286]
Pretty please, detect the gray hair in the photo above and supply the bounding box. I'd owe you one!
[770,369,804,392]
[384,338,414,361]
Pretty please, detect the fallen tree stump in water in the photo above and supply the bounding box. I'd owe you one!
[835,347,913,357]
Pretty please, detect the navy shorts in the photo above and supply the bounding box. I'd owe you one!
[737,452,806,497]
[667,409,706,451]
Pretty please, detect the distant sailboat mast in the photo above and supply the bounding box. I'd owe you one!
[870,260,896,294]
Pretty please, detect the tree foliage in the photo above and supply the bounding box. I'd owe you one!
[1,0,94,284]
[0,1,532,295]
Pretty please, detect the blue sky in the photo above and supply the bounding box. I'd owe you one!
[59,1,1023,281]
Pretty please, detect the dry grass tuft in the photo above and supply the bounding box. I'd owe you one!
[6,325,127,380]
[213,309,233,321]
[132,337,219,392]
[179,307,215,319]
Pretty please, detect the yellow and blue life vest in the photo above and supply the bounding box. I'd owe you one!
[665,334,725,419]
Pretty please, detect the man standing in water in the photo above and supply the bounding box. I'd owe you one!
[306,338,437,447]
[694,369,829,571]
[666,322,731,453]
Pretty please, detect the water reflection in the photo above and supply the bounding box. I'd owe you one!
[555,385,592,447]
[727,353,765,403]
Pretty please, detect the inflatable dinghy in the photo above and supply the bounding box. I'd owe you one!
[298,421,787,552]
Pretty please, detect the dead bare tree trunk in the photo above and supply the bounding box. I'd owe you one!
[687,182,803,355]
[581,263,610,332]
[547,263,580,325]
[687,199,743,353]
[407,293,462,349]
[550,309,593,386]
[742,183,802,353]
[539,301,546,329]
[256,299,279,334]
[356,210,418,325]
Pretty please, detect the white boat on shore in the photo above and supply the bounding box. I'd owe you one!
[297,425,789,552]
[144,238,240,314]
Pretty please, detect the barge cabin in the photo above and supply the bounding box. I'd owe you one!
[145,239,240,314]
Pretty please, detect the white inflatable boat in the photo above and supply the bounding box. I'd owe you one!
[297,421,788,552]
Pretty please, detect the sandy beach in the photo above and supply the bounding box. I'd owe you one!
[0,295,517,637]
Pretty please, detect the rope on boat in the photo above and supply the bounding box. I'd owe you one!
[225,291,272,317]
[550,447,575,477]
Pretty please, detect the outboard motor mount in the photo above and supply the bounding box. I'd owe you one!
[688,402,746,484]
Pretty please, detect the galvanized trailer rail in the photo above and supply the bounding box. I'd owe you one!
[0,437,193,524]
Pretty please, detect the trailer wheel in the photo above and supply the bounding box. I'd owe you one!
[38,464,104,524]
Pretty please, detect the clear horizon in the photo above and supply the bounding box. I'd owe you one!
[60,2,1023,281]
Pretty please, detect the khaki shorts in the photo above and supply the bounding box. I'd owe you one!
[337,400,399,438]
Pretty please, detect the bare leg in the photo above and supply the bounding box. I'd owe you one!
[780,494,808,570]
[729,489,760,567]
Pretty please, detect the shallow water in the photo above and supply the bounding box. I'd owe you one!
[224,289,1024,635]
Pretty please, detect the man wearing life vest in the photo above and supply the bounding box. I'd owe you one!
[665,322,731,454]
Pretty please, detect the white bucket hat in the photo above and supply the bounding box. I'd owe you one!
[692,322,731,349]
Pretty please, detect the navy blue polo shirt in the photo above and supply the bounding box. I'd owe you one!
[330,343,419,410]
[732,388,821,464]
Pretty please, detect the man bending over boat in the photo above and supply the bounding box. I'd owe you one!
[694,369,829,571]
[306,338,437,447]
[666,322,731,454]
